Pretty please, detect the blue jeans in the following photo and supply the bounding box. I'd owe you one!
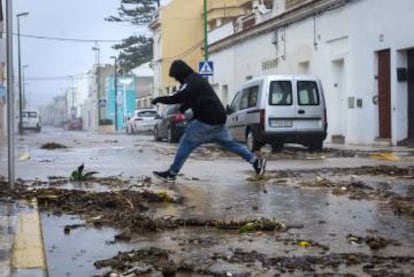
[169,120,256,174]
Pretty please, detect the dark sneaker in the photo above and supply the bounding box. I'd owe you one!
[253,158,267,175]
[152,170,176,182]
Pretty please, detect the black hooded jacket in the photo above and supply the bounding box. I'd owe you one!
[153,60,227,125]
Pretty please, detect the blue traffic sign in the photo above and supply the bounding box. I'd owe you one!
[199,61,214,76]
[98,98,107,107]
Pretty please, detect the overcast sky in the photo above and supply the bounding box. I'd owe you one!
[12,0,169,108]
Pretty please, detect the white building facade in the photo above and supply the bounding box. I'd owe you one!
[209,0,414,146]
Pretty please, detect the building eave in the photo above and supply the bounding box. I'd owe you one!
[209,0,347,54]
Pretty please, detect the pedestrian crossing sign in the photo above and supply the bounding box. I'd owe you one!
[199,61,214,76]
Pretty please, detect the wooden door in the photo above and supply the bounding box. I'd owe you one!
[378,50,391,138]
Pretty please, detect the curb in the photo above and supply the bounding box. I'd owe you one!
[11,198,48,277]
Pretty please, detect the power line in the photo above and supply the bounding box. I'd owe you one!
[16,73,92,81]
[2,31,127,43]
[162,40,204,62]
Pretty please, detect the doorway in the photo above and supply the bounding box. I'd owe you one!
[407,49,414,141]
[377,49,391,138]
[330,59,345,143]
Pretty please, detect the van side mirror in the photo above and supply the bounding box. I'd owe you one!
[155,114,162,119]
[226,105,233,115]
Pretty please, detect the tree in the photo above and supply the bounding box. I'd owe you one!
[106,0,160,71]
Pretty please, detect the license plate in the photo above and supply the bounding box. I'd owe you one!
[269,119,293,128]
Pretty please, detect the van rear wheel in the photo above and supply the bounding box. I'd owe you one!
[246,130,261,152]
[308,139,323,151]
[271,141,283,153]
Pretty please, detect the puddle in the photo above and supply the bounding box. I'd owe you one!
[41,214,133,277]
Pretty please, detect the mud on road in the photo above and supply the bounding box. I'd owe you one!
[1,154,414,277]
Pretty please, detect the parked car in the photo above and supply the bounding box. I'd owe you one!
[226,75,327,152]
[153,104,193,143]
[19,110,41,132]
[126,109,158,134]
[65,118,83,130]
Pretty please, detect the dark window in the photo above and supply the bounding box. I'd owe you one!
[297,81,319,105]
[230,91,242,113]
[21,112,38,118]
[269,81,292,105]
[137,110,157,117]
[239,91,249,110]
[239,86,259,110]
[248,86,259,108]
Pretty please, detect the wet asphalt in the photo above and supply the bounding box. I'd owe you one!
[1,126,414,276]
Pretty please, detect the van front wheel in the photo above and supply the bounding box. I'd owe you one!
[246,130,261,152]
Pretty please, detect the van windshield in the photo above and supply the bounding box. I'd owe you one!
[22,112,38,118]
[269,81,292,105]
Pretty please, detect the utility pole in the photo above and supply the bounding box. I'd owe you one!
[110,56,118,131]
[203,0,208,61]
[22,65,29,108]
[6,0,15,187]
[92,44,101,127]
[17,12,29,135]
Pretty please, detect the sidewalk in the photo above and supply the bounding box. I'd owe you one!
[0,197,48,277]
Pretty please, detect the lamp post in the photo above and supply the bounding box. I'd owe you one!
[92,45,101,125]
[17,11,29,135]
[110,56,118,131]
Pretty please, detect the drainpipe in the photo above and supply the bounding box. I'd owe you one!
[204,0,208,61]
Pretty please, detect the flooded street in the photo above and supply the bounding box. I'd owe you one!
[1,127,414,276]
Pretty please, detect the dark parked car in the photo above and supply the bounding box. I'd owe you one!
[153,104,193,143]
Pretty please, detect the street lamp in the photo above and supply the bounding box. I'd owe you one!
[92,46,101,124]
[17,11,29,135]
[110,56,118,131]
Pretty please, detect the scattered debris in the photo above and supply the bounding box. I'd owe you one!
[94,247,175,277]
[40,142,68,149]
[346,234,400,250]
[390,196,414,216]
[369,152,400,161]
[64,223,86,234]
[18,152,31,161]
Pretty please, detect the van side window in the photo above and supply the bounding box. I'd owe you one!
[248,86,259,107]
[240,91,249,110]
[298,81,320,105]
[269,81,292,105]
[240,86,259,110]
[230,91,242,113]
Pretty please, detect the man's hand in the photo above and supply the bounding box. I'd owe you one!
[151,98,160,105]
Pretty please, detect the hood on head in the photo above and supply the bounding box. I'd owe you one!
[169,60,194,83]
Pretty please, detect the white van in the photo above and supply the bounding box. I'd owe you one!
[226,75,327,152]
[19,110,41,132]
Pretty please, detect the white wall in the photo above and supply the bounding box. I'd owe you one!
[210,0,414,145]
